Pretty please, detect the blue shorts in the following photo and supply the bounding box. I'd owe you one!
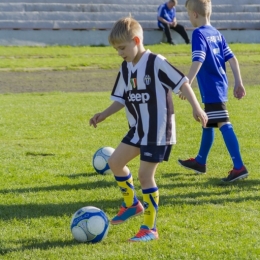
[122,137,172,163]
[205,102,230,128]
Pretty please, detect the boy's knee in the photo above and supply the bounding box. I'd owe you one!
[108,156,116,170]
[219,123,233,133]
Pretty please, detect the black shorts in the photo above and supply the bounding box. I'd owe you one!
[122,137,172,163]
[204,102,230,128]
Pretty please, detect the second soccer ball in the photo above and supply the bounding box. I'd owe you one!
[92,146,115,174]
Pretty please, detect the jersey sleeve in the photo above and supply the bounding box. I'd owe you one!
[192,29,207,63]
[110,67,126,106]
[157,55,189,94]
[221,35,234,62]
[172,8,176,19]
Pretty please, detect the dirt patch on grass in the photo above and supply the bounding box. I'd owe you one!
[0,65,259,94]
[0,69,118,94]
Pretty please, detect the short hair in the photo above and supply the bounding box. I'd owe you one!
[185,0,212,17]
[169,0,178,5]
[108,17,143,45]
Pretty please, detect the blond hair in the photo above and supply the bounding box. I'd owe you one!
[108,17,143,45]
[185,0,212,17]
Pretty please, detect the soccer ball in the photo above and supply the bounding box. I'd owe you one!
[70,206,109,243]
[92,146,115,174]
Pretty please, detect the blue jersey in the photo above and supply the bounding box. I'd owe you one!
[157,2,176,27]
[191,25,234,103]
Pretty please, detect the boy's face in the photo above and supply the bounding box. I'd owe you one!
[113,39,138,63]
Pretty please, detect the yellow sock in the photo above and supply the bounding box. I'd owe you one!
[143,188,159,229]
[115,174,137,207]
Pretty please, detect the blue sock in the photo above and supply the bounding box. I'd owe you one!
[220,124,243,169]
[195,127,214,165]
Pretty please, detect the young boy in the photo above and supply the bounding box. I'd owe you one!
[89,17,207,242]
[178,0,248,183]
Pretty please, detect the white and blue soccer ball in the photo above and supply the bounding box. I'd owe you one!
[70,206,109,243]
[92,146,115,175]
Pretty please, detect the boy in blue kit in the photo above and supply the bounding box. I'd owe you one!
[178,0,248,183]
[89,17,207,242]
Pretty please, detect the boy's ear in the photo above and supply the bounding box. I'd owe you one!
[133,36,140,45]
[194,11,199,18]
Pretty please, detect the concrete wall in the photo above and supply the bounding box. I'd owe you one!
[0,0,259,46]
[1,29,259,46]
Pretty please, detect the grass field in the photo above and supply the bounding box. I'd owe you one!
[0,44,260,259]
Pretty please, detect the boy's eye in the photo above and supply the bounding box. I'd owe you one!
[114,47,125,51]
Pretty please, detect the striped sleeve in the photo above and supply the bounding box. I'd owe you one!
[222,35,234,62]
[157,55,189,94]
[191,29,207,63]
[110,70,126,105]
[192,50,206,62]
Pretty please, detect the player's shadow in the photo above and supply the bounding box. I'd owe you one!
[0,198,121,221]
[0,172,115,194]
[159,171,260,205]
[0,171,120,221]
[0,239,80,256]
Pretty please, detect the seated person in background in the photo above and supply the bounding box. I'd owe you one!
[157,0,190,45]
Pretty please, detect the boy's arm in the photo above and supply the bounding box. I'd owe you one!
[89,101,124,128]
[179,61,201,100]
[180,82,208,127]
[187,61,202,85]
[228,56,246,99]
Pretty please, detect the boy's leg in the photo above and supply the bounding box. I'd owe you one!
[129,161,159,242]
[196,127,214,165]
[220,123,248,182]
[129,145,171,242]
[143,187,159,230]
[109,142,144,225]
[171,24,190,44]
[178,127,214,174]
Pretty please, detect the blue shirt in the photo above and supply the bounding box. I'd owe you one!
[157,2,176,28]
[192,25,234,103]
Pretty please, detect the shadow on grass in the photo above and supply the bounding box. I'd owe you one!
[0,172,115,194]
[0,239,81,256]
[0,199,121,221]
[160,171,260,205]
[1,170,259,221]
[66,172,97,178]
[161,172,260,189]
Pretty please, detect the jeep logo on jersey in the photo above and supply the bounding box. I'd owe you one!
[128,92,150,103]
[143,75,151,85]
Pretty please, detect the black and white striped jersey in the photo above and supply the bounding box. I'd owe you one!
[111,50,188,146]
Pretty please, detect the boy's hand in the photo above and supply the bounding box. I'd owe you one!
[178,92,186,100]
[89,113,106,128]
[193,108,208,128]
[234,84,246,100]
[89,101,124,128]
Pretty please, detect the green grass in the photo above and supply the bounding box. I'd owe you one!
[0,87,260,259]
[0,44,260,259]
[0,43,260,70]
